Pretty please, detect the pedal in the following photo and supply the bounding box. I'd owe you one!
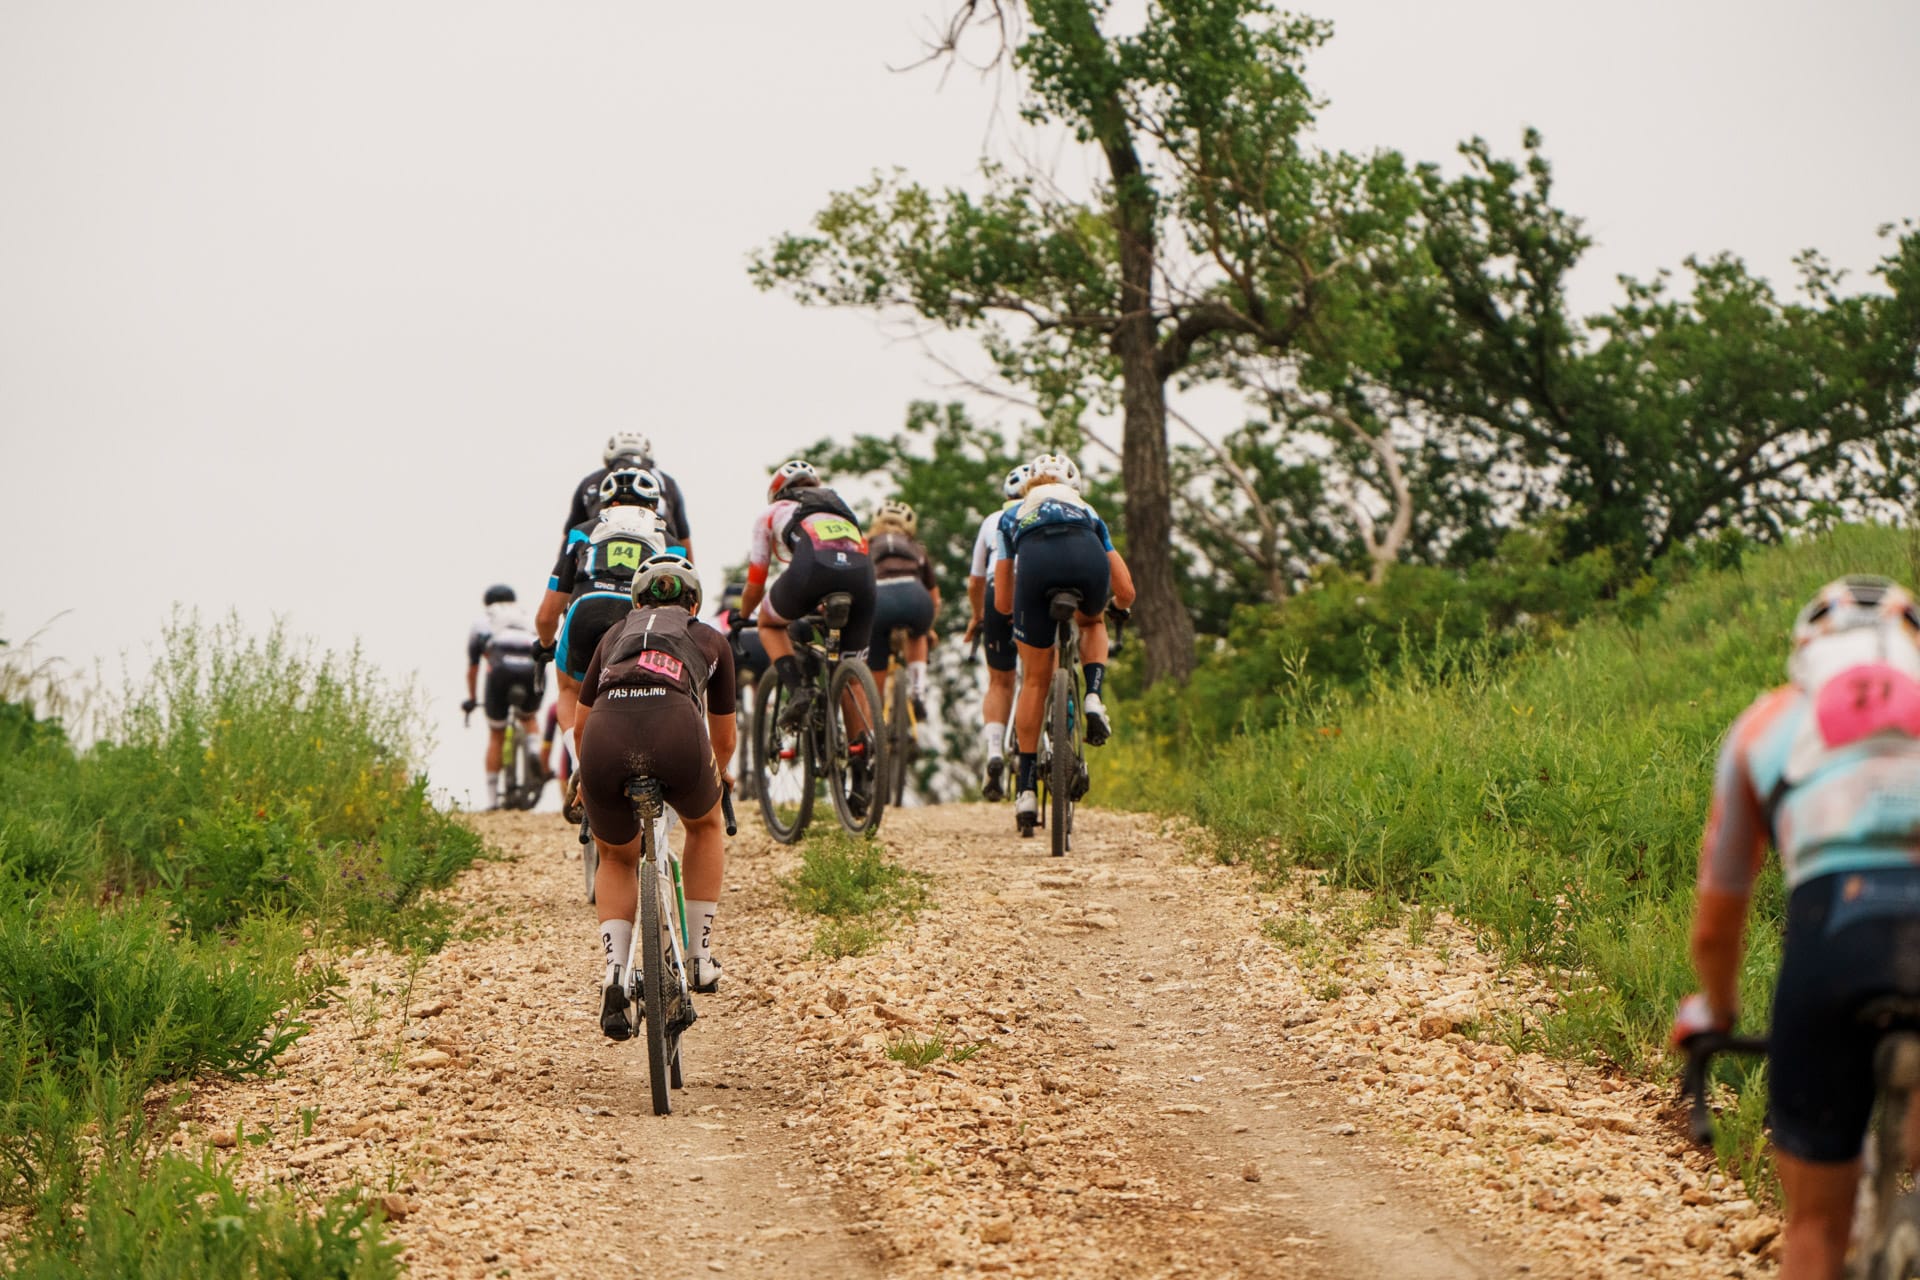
[1017,813,1037,839]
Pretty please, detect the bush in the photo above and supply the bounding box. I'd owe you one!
[779,828,930,957]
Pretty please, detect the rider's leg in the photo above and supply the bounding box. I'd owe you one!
[1773,1152,1857,1279]
[1077,616,1110,691]
[680,799,726,979]
[906,632,931,702]
[983,667,1015,752]
[555,670,581,734]
[593,830,642,970]
[1013,640,1056,803]
[518,712,542,773]
[484,727,505,807]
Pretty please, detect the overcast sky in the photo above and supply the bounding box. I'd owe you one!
[3,0,1915,806]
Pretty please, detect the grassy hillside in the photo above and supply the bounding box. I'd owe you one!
[1105,523,1918,1168]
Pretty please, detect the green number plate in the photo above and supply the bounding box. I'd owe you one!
[605,541,646,570]
[810,517,860,542]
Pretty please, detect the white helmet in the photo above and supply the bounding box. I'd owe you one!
[590,505,665,551]
[632,553,702,613]
[1789,576,1920,690]
[604,431,651,467]
[1026,453,1081,492]
[600,467,663,508]
[1002,463,1031,500]
[768,459,819,502]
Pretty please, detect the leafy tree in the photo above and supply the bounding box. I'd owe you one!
[1386,135,1920,559]
[753,0,1422,685]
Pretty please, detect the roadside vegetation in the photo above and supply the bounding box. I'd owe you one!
[1104,523,1919,1185]
[0,614,477,1275]
[779,827,931,959]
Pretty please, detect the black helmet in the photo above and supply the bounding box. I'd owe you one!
[483,584,516,606]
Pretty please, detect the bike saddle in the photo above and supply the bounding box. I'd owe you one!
[1048,589,1083,622]
[623,777,665,815]
[820,593,854,631]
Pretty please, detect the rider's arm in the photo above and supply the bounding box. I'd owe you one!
[664,474,693,562]
[705,630,738,785]
[536,590,566,649]
[739,507,777,618]
[994,559,1014,616]
[966,575,986,638]
[1689,692,1790,1027]
[465,661,479,702]
[1106,551,1137,610]
[572,648,603,759]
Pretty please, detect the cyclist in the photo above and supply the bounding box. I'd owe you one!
[867,499,941,722]
[538,470,669,796]
[463,585,546,810]
[706,579,769,687]
[966,463,1029,799]
[561,431,694,558]
[1674,575,1920,1280]
[737,460,879,811]
[574,554,737,1039]
[992,454,1135,832]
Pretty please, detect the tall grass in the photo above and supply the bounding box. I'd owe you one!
[1107,524,1910,1076]
[0,614,464,1275]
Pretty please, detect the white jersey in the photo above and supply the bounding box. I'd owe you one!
[970,502,1017,577]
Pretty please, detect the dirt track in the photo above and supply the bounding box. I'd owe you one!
[186,804,1780,1279]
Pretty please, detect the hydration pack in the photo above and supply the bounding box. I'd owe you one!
[602,606,711,713]
[580,508,666,586]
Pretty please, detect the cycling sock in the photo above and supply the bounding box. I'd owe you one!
[908,661,928,696]
[485,772,500,807]
[983,723,1005,761]
[600,919,634,975]
[1017,753,1037,793]
[686,900,718,962]
[1085,663,1106,698]
[774,654,803,689]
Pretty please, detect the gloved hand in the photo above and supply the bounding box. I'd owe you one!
[531,643,555,667]
[1670,992,1731,1047]
[460,698,477,715]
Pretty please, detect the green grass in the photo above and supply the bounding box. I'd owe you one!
[779,827,930,957]
[885,1030,984,1070]
[0,614,469,1276]
[1107,523,1916,1111]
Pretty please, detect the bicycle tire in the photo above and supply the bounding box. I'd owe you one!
[886,675,910,808]
[753,674,813,844]
[826,659,886,835]
[639,830,673,1116]
[1049,667,1075,858]
[515,732,543,810]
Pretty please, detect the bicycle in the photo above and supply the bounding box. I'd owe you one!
[748,593,886,843]
[604,776,737,1116]
[1685,996,1920,1277]
[463,678,548,812]
[1019,597,1125,856]
[882,626,921,810]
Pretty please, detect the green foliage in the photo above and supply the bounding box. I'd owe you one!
[779,827,930,957]
[1108,524,1908,1082]
[885,1030,984,1071]
[4,1145,401,1280]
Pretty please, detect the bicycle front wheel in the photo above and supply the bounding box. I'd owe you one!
[639,844,673,1116]
[886,674,910,808]
[1049,668,1077,858]
[753,675,813,843]
[826,659,886,836]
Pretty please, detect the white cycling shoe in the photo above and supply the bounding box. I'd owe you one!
[1014,789,1039,838]
[690,955,724,994]
[1084,693,1111,746]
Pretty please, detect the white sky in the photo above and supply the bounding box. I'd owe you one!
[2,0,1915,805]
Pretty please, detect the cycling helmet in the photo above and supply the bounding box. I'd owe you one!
[1789,575,1920,689]
[873,499,918,537]
[600,467,663,509]
[603,431,651,467]
[632,553,702,613]
[483,584,516,606]
[1026,453,1081,492]
[1002,463,1031,501]
[768,459,820,502]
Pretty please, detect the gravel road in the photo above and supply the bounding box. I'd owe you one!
[185,804,1780,1279]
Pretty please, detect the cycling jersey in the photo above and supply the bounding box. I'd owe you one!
[469,607,541,727]
[993,483,1114,561]
[1700,675,1920,898]
[549,513,665,599]
[562,466,692,547]
[869,531,936,587]
[744,489,866,584]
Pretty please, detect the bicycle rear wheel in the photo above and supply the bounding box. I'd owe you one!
[753,675,813,843]
[515,732,544,810]
[826,659,886,836]
[886,674,910,808]
[1049,668,1077,858]
[639,832,673,1116]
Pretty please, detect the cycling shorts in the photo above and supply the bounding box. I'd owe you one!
[578,695,722,843]
[869,578,936,673]
[1769,867,1920,1163]
[981,579,1016,673]
[483,664,541,728]
[1009,526,1109,648]
[765,539,875,660]
[558,593,631,681]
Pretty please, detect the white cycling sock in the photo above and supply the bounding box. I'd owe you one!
[484,772,500,807]
[983,723,1005,761]
[685,900,718,962]
[908,661,928,696]
[599,919,634,976]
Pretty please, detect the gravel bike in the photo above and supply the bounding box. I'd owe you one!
[606,776,737,1116]
[882,626,921,809]
[1686,998,1920,1277]
[748,593,886,842]
[1019,595,1124,856]
[463,680,547,812]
